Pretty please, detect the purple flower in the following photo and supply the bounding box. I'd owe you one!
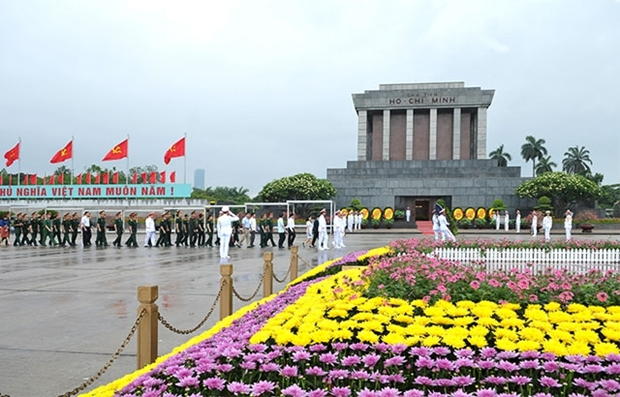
[216,363,233,372]
[434,378,456,387]
[259,362,280,372]
[600,379,620,392]
[484,376,508,385]
[435,358,454,370]
[433,346,450,356]
[341,355,362,366]
[331,386,351,397]
[476,389,497,397]
[496,351,518,360]
[309,344,327,352]
[175,375,199,387]
[479,360,495,370]
[453,375,476,386]
[531,394,553,397]
[378,387,400,397]
[453,390,474,397]
[390,344,408,354]
[350,370,371,380]
[606,363,620,374]
[592,390,611,397]
[539,376,561,388]
[227,381,251,395]
[350,342,370,351]
[251,380,276,396]
[328,369,349,379]
[455,348,475,358]
[415,356,434,369]
[520,351,540,359]
[573,377,596,390]
[203,376,225,390]
[542,361,559,372]
[307,390,327,397]
[410,347,431,357]
[306,366,327,376]
[404,391,424,397]
[358,388,379,397]
[520,359,540,370]
[363,353,381,367]
[239,361,257,370]
[497,360,518,372]
[414,376,434,386]
[384,355,406,367]
[332,342,349,351]
[281,384,306,397]
[319,352,338,365]
[248,343,268,352]
[281,365,299,377]
[583,364,604,374]
[509,375,531,385]
[292,350,311,362]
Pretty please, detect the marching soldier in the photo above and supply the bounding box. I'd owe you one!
[71,213,80,246]
[52,213,62,245]
[197,212,205,246]
[205,214,214,247]
[20,213,31,246]
[174,210,184,247]
[31,212,40,246]
[60,213,72,247]
[41,213,54,246]
[155,212,170,247]
[112,212,124,247]
[181,214,190,246]
[12,213,23,246]
[125,212,138,247]
[95,211,108,247]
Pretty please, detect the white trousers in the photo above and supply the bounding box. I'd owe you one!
[318,230,328,249]
[144,231,156,246]
[219,233,231,258]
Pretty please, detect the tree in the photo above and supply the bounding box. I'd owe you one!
[520,135,548,177]
[489,144,512,167]
[192,186,252,205]
[259,173,336,202]
[534,155,557,176]
[562,145,593,175]
[515,172,602,217]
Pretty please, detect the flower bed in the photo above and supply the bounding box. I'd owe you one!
[83,239,620,397]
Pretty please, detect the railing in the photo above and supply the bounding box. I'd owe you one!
[0,247,302,397]
[433,247,620,273]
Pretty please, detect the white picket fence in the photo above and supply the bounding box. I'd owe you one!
[432,248,620,274]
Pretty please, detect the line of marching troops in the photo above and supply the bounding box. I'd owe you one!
[0,210,307,249]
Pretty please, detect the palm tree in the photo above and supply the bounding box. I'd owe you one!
[520,135,548,176]
[534,155,557,176]
[562,145,592,175]
[489,144,512,167]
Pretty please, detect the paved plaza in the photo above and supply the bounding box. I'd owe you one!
[1,228,619,397]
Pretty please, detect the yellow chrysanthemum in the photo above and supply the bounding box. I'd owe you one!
[543,339,568,356]
[566,303,588,313]
[495,328,519,341]
[477,317,500,327]
[411,299,428,308]
[574,329,601,344]
[495,308,518,319]
[495,337,518,351]
[468,336,488,348]
[405,323,427,336]
[456,300,476,309]
[357,329,380,343]
[421,335,441,346]
[524,308,549,322]
[471,306,494,318]
[453,316,476,326]
[516,340,541,352]
[548,311,572,324]
[566,340,591,356]
[382,332,408,345]
[501,318,526,328]
[548,329,574,343]
[529,320,553,332]
[394,314,415,324]
[519,327,546,342]
[327,309,349,319]
[446,307,470,317]
[544,302,562,312]
[351,312,374,322]
[594,342,620,357]
[443,334,468,349]
[331,329,354,341]
[386,323,407,335]
[426,325,447,336]
[309,329,332,344]
[424,307,446,317]
[469,325,490,337]
[290,333,313,346]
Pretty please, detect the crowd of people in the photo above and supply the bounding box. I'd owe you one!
[490,208,574,242]
[0,208,367,258]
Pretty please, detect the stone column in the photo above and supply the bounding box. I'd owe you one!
[406,109,414,160]
[452,108,461,160]
[477,107,487,159]
[429,108,437,160]
[357,110,368,161]
[382,110,390,160]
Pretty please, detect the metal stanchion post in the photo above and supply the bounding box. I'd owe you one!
[137,285,158,369]
[263,252,273,298]
[290,245,298,282]
[220,264,233,320]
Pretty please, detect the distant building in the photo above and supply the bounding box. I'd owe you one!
[194,169,205,190]
[327,82,533,220]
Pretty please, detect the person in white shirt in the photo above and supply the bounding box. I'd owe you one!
[564,210,573,241]
[286,213,296,248]
[406,207,411,223]
[248,213,257,248]
[333,211,346,248]
[504,210,510,232]
[531,210,538,237]
[355,211,362,230]
[431,209,441,241]
[318,209,329,250]
[144,213,156,247]
[542,210,553,242]
[515,210,521,233]
[81,211,92,247]
[438,209,456,242]
[239,213,251,247]
[347,211,354,233]
[217,206,239,259]
[303,216,313,248]
[276,213,286,249]
[495,210,500,230]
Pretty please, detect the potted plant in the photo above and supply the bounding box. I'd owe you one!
[361,218,368,229]
[574,209,597,233]
[384,218,394,229]
[394,210,405,221]
[474,218,486,229]
[459,218,471,229]
[371,218,381,229]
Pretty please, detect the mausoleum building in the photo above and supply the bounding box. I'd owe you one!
[327,82,532,220]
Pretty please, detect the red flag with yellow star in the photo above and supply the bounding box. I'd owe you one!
[50,141,73,164]
[4,142,20,167]
[163,137,185,165]
[102,139,128,161]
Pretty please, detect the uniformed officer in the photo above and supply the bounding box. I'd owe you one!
[41,212,54,246]
[125,212,138,247]
[12,213,23,246]
[197,212,205,246]
[52,213,62,245]
[205,214,214,247]
[112,212,124,247]
[20,213,31,246]
[95,211,108,247]
[71,213,80,246]
[174,211,184,247]
[60,213,72,247]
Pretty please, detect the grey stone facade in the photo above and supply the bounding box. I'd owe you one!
[327,82,535,218]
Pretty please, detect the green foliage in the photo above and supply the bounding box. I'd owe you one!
[349,198,362,211]
[534,196,553,213]
[191,186,251,205]
[488,144,512,167]
[599,184,620,209]
[520,135,548,177]
[458,218,472,227]
[515,172,602,217]
[491,199,506,210]
[371,218,381,227]
[259,173,336,203]
[394,210,405,219]
[562,145,593,175]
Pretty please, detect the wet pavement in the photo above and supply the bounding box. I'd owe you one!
[0,228,619,397]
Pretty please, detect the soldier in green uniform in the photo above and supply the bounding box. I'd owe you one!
[188,211,198,247]
[95,211,108,247]
[41,212,54,246]
[20,213,31,246]
[71,213,79,246]
[174,210,184,247]
[165,212,173,246]
[31,212,40,246]
[52,213,62,245]
[181,214,190,246]
[266,212,277,247]
[12,213,23,246]
[259,213,267,248]
[125,212,138,247]
[197,212,205,246]
[60,213,72,247]
[155,212,169,247]
[205,214,214,247]
[112,211,124,247]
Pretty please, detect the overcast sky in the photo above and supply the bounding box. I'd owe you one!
[1,0,618,195]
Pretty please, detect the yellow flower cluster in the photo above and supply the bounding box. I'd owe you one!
[251,269,620,357]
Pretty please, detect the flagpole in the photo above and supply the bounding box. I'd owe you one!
[17,137,21,186]
[183,132,187,184]
[126,134,130,185]
[71,135,74,184]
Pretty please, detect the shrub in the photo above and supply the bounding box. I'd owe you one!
[575,209,598,223]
